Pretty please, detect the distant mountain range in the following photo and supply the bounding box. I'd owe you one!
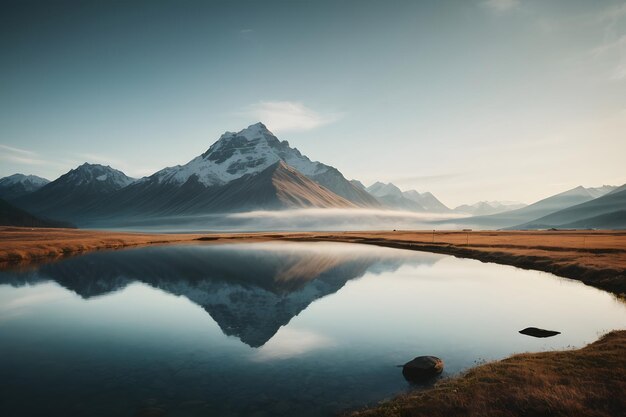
[1,122,624,229]
[452,201,527,216]
[1,123,448,226]
[453,185,623,229]
[514,185,626,229]
[363,182,451,213]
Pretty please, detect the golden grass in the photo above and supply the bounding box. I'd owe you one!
[349,330,626,417]
[1,227,625,294]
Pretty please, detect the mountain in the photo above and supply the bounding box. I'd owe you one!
[87,160,356,222]
[454,186,598,228]
[0,198,73,228]
[515,186,626,229]
[586,185,617,199]
[364,182,451,213]
[142,122,378,207]
[366,182,425,211]
[453,201,526,216]
[350,179,366,190]
[13,163,135,222]
[169,161,356,212]
[403,190,451,213]
[559,210,626,229]
[0,174,49,201]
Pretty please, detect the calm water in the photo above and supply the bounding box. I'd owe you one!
[1,242,625,417]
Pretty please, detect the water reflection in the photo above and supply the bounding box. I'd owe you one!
[0,242,435,347]
[1,242,625,417]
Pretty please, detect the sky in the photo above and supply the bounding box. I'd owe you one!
[1,0,625,207]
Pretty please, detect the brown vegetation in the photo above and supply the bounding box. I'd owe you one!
[348,330,626,417]
[1,228,625,295]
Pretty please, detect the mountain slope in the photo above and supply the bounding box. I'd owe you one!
[367,182,425,211]
[189,161,356,212]
[84,160,355,221]
[559,210,626,229]
[13,163,135,222]
[146,122,378,207]
[586,185,617,199]
[0,174,49,201]
[453,201,527,216]
[0,198,73,228]
[455,186,597,228]
[403,190,451,213]
[515,186,626,229]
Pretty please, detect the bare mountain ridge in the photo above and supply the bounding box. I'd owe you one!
[515,187,626,229]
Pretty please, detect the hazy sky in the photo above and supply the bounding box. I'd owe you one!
[1,0,625,207]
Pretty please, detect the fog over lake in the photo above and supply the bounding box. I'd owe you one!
[86,208,471,232]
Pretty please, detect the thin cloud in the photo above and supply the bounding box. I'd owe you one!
[0,144,36,156]
[482,0,520,12]
[591,35,626,81]
[245,101,342,133]
[0,144,46,165]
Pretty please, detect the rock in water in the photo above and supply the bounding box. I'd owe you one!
[402,356,444,381]
[519,327,561,338]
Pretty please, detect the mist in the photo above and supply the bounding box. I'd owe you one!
[89,208,471,233]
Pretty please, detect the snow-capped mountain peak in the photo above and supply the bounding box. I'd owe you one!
[0,173,49,188]
[62,163,135,189]
[0,173,51,200]
[151,122,329,187]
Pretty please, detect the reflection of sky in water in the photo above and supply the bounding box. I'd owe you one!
[0,242,625,417]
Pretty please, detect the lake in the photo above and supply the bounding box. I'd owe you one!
[1,242,625,417]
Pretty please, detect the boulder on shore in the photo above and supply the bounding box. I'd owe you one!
[519,327,561,338]
[402,356,444,381]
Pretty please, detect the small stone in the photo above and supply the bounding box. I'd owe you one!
[519,327,561,338]
[402,356,444,381]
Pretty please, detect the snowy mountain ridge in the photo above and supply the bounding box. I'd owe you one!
[148,122,329,187]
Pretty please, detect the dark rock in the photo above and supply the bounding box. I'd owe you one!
[402,356,444,381]
[519,327,561,338]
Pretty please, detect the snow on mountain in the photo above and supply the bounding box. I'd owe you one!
[60,163,135,189]
[12,163,136,223]
[144,122,378,207]
[150,123,327,186]
[0,173,49,188]
[0,174,50,200]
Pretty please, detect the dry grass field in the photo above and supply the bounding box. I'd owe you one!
[1,227,625,295]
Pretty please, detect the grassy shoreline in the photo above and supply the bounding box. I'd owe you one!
[1,227,624,296]
[348,330,626,417]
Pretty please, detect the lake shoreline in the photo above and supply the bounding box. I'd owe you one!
[1,227,624,296]
[347,329,626,417]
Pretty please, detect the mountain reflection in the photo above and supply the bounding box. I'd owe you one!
[0,242,439,347]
